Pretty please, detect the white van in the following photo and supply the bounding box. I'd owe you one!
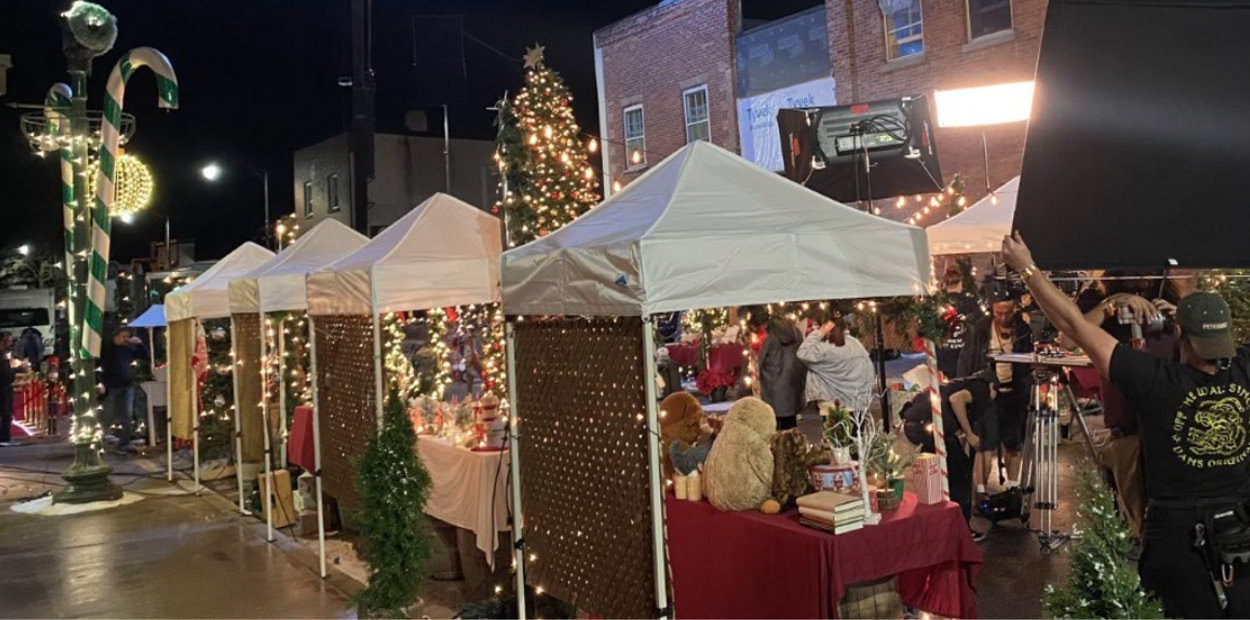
[0,288,56,356]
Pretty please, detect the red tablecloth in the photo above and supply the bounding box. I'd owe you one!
[666,493,982,619]
[288,404,316,472]
[665,343,747,375]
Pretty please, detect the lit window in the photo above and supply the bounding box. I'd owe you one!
[683,85,710,143]
[968,0,1011,39]
[327,174,341,213]
[623,105,646,168]
[883,0,924,60]
[303,181,313,218]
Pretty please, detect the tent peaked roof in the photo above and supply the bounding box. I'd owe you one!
[129,304,165,329]
[927,176,1018,256]
[166,242,275,322]
[307,192,503,315]
[228,220,369,314]
[502,141,931,316]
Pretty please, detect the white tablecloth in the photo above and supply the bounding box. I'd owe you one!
[416,436,511,568]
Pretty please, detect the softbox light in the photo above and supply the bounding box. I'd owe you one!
[1015,0,1250,270]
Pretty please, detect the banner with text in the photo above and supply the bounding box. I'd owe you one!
[737,77,836,172]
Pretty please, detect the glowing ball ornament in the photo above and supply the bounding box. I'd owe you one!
[87,153,154,218]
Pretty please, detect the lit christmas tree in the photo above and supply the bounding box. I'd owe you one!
[493,45,599,247]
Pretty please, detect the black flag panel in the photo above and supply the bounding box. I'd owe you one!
[1016,0,1250,270]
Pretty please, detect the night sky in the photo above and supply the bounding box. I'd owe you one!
[0,0,817,263]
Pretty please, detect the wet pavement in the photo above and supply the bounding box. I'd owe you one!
[0,440,354,619]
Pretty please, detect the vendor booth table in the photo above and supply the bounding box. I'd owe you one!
[417,436,510,567]
[666,493,982,619]
[501,141,933,619]
[165,242,276,489]
[226,219,368,551]
[306,192,506,572]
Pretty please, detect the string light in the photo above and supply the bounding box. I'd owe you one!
[86,152,154,218]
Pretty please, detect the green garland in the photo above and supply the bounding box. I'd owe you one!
[352,390,433,618]
[1043,467,1166,619]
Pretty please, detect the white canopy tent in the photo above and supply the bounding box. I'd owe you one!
[499,141,931,618]
[927,176,1019,256]
[226,220,367,555]
[163,242,275,489]
[307,193,501,317]
[306,192,502,577]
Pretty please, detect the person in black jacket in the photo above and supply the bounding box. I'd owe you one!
[958,285,1033,494]
[759,318,807,430]
[0,332,20,446]
[100,328,148,454]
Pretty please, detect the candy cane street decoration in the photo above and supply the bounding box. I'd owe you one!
[85,47,178,356]
[922,338,951,501]
[44,84,77,334]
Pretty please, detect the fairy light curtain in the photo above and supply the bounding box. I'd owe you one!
[514,317,657,620]
[315,314,377,514]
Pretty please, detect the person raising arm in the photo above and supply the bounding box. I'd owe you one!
[1001,232,1119,378]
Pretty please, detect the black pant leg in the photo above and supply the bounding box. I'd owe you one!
[1141,516,1226,619]
[775,416,797,431]
[946,437,973,523]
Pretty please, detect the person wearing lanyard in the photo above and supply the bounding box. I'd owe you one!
[958,284,1033,496]
[1004,232,1250,618]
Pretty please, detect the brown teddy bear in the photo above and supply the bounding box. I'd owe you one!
[760,428,831,514]
[660,392,709,478]
[703,397,776,512]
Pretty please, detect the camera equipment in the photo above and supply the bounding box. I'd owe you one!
[776,95,944,203]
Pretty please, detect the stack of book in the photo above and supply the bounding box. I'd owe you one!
[796,490,865,535]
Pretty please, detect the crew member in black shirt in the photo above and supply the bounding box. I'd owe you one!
[1004,232,1250,618]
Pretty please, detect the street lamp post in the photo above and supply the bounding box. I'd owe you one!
[201,162,272,249]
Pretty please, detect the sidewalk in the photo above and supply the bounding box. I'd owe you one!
[0,439,354,619]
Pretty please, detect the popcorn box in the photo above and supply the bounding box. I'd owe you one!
[908,454,944,505]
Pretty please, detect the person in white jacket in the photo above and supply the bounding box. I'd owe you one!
[797,318,876,412]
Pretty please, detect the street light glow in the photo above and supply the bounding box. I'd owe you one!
[934,81,1034,128]
[16,244,30,256]
[201,162,223,182]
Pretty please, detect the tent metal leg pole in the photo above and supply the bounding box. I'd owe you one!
[260,316,274,542]
[231,317,248,514]
[193,321,202,495]
[505,322,527,620]
[641,317,670,619]
[165,325,173,482]
[309,315,328,579]
[278,317,288,468]
[370,282,385,431]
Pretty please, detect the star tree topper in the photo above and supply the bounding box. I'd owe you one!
[523,44,546,69]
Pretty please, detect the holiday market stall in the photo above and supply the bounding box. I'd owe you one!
[501,141,980,619]
[165,242,274,489]
[305,192,510,569]
[226,220,367,553]
[128,303,166,448]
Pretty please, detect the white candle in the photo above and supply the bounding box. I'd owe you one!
[674,474,688,500]
[687,471,702,502]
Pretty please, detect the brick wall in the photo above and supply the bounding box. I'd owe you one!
[594,0,741,186]
[827,0,1048,217]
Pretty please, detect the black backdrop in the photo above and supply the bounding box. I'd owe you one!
[1015,0,1250,270]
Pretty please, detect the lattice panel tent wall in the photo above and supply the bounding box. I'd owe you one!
[499,141,932,619]
[227,220,367,555]
[306,193,502,549]
[164,242,274,490]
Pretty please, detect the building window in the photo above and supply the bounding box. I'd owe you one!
[327,174,341,212]
[967,0,1011,40]
[883,0,924,60]
[683,85,710,143]
[623,104,646,168]
[303,181,313,218]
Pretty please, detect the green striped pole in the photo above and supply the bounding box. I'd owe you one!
[85,47,178,357]
[44,84,76,336]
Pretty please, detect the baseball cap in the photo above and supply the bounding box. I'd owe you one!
[1177,292,1237,360]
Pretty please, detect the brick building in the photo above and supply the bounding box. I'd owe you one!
[594,0,1046,222]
